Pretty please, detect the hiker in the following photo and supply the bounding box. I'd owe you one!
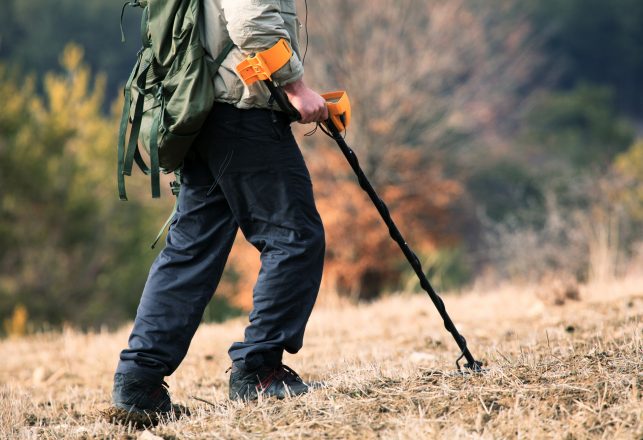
[112,0,328,415]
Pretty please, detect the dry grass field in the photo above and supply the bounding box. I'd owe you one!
[1,278,641,439]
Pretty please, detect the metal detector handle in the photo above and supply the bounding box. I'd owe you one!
[263,80,302,122]
[263,81,352,133]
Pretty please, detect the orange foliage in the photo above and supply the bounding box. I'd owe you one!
[309,143,462,299]
[224,236,261,310]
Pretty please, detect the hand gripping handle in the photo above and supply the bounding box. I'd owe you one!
[236,40,351,131]
[264,83,351,133]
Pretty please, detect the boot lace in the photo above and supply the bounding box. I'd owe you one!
[258,364,302,390]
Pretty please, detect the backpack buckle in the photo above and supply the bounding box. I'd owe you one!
[170,180,180,197]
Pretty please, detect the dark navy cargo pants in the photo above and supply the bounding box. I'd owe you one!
[116,103,325,380]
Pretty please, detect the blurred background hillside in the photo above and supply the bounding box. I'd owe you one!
[1,0,641,336]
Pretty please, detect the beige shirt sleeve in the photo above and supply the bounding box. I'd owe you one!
[221,0,304,86]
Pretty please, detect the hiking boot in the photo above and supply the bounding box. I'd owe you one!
[106,373,181,427]
[112,372,172,413]
[229,363,310,401]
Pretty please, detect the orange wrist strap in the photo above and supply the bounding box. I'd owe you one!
[236,38,293,85]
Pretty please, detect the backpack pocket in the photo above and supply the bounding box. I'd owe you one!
[136,43,214,172]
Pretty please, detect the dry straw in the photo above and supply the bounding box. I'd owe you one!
[0,277,641,439]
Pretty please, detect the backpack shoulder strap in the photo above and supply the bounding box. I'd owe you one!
[208,39,235,79]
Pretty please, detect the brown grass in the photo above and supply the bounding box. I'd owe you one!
[1,278,641,439]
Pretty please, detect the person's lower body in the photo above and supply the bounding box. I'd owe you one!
[112,103,325,409]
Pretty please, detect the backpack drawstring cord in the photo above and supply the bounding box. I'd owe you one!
[120,1,142,43]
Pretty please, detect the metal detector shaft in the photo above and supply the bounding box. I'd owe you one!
[322,122,482,371]
[264,80,482,371]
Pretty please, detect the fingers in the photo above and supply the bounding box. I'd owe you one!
[283,82,329,124]
[298,98,328,124]
[301,107,324,124]
[321,105,329,121]
[299,107,315,124]
[312,103,328,123]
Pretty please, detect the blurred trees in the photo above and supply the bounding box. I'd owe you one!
[477,84,640,284]
[293,0,540,298]
[0,0,641,330]
[615,141,643,222]
[0,0,141,103]
[0,45,163,331]
[523,85,634,170]
[528,0,643,114]
[460,0,643,284]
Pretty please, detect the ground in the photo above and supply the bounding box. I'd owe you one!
[0,278,641,439]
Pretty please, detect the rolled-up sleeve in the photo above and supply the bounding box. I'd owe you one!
[222,0,304,86]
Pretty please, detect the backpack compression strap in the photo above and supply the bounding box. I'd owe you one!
[118,60,155,200]
[118,5,151,201]
[117,54,144,201]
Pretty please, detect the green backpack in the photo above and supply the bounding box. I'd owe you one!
[117,0,233,201]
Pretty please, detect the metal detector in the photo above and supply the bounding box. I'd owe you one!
[237,40,483,372]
